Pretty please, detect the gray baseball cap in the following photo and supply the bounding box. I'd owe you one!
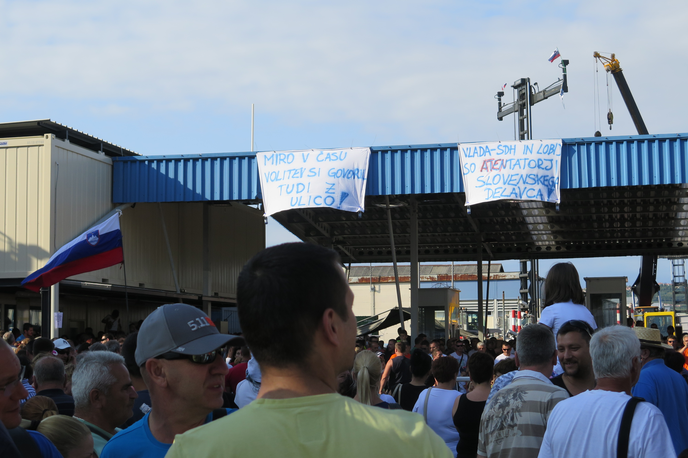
[135,303,235,366]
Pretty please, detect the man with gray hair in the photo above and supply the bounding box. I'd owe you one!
[478,324,568,458]
[72,350,137,456]
[34,355,74,416]
[632,327,688,455]
[538,325,674,458]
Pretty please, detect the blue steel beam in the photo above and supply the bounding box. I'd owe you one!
[112,133,688,203]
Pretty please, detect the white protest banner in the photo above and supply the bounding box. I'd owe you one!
[459,140,562,206]
[257,147,371,217]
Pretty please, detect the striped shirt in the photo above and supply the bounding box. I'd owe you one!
[20,380,36,405]
[478,370,568,458]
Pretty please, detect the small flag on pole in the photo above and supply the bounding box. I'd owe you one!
[502,83,507,90]
[22,212,124,292]
[548,48,561,63]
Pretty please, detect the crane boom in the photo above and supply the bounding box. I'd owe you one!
[594,52,657,307]
[593,52,648,135]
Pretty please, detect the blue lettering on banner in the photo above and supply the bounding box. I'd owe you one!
[257,147,371,216]
[459,140,562,206]
[0,141,7,146]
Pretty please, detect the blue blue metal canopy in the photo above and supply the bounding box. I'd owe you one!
[112,133,688,263]
[113,133,688,203]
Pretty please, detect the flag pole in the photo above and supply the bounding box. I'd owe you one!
[122,256,130,331]
[117,208,130,329]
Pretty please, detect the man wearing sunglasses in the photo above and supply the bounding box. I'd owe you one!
[167,243,451,458]
[101,303,237,458]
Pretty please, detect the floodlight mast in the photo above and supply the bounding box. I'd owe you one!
[495,59,569,140]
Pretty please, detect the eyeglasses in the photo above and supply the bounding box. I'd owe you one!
[1,366,25,398]
[156,348,223,365]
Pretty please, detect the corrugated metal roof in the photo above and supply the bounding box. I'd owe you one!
[110,133,688,263]
[112,133,688,203]
[0,120,139,157]
[114,153,259,203]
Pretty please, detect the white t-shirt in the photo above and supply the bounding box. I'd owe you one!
[538,301,597,338]
[538,390,675,458]
[413,388,461,457]
[494,353,514,365]
[450,352,468,373]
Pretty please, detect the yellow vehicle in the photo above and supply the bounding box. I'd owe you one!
[642,311,675,336]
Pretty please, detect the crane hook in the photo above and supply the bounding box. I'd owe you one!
[607,110,614,130]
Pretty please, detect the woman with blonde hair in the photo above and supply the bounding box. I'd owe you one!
[352,350,391,408]
[37,415,95,458]
[21,395,58,423]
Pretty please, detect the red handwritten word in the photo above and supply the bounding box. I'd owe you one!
[480,159,508,172]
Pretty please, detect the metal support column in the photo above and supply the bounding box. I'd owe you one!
[410,197,419,340]
[40,288,50,338]
[385,197,406,330]
[50,283,59,338]
[477,240,484,339]
[202,203,212,317]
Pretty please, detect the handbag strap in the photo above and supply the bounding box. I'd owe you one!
[617,397,643,458]
[392,383,403,405]
[423,387,433,423]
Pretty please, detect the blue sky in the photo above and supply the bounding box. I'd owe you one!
[2,0,686,283]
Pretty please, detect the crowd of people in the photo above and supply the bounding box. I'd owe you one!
[1,244,688,457]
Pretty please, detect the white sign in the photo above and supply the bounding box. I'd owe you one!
[54,312,63,329]
[257,147,371,217]
[459,140,562,206]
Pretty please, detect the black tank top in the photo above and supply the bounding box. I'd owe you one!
[452,394,487,458]
[389,356,412,393]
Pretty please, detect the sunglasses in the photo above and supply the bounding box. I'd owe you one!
[156,347,223,365]
[565,320,594,338]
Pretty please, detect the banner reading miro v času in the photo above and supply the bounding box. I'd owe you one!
[257,147,371,217]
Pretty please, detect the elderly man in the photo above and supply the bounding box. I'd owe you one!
[478,324,568,458]
[0,340,61,457]
[167,243,451,458]
[34,355,75,416]
[101,303,236,458]
[538,326,674,458]
[632,327,688,455]
[72,351,138,456]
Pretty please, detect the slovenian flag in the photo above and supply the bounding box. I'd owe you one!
[22,212,123,292]
[548,48,561,63]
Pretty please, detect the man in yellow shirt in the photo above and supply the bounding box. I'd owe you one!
[167,243,451,458]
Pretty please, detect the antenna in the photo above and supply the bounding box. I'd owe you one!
[496,60,569,140]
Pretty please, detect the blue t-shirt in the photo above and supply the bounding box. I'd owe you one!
[632,358,688,455]
[101,408,236,458]
[27,430,63,458]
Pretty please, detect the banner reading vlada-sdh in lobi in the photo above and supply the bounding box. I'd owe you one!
[459,140,562,207]
[257,147,371,217]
